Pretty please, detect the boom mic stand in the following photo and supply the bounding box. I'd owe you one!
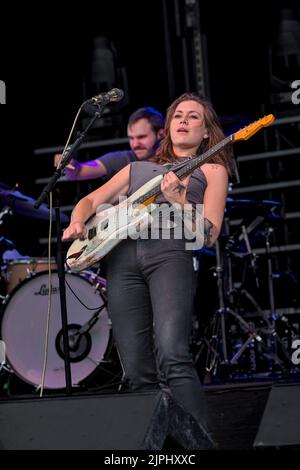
[34,104,106,395]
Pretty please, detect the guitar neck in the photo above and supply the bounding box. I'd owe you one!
[175,135,232,178]
[134,134,233,206]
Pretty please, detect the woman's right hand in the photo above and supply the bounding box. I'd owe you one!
[62,221,87,241]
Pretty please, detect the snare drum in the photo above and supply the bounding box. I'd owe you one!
[5,257,57,293]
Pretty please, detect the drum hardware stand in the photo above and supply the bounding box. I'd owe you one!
[261,225,292,368]
[0,340,6,370]
[34,102,107,395]
[0,206,13,225]
[240,224,260,289]
[196,237,263,379]
[88,266,107,297]
[0,340,11,396]
[265,226,275,318]
[0,293,9,304]
[227,224,261,314]
[229,223,291,373]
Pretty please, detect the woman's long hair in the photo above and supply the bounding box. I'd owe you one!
[155,93,234,176]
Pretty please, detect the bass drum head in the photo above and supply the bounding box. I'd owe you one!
[0,271,111,389]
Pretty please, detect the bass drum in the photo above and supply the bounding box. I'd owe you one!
[0,271,111,390]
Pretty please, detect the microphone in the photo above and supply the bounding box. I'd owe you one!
[88,88,124,105]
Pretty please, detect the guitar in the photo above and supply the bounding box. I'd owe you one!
[66,114,275,272]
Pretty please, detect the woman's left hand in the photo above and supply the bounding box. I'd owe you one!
[161,171,191,206]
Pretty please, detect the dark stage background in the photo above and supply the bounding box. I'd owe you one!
[1,1,298,177]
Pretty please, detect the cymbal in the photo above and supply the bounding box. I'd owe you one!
[225,197,284,226]
[0,188,69,223]
[225,198,282,220]
[226,197,281,209]
[193,246,216,257]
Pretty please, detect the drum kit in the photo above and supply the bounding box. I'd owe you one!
[194,195,300,382]
[0,184,119,394]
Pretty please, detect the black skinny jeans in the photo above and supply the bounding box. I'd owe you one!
[105,237,208,428]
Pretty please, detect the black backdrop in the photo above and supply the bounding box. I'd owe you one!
[1,0,296,183]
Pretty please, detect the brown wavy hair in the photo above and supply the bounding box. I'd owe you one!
[155,93,234,176]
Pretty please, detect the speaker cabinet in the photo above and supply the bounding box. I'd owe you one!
[254,383,300,449]
[0,390,211,450]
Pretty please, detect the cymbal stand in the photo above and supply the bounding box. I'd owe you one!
[241,224,260,289]
[215,238,228,364]
[265,226,275,317]
[201,237,263,377]
[261,225,292,367]
[229,223,291,372]
[227,223,261,314]
[222,216,234,304]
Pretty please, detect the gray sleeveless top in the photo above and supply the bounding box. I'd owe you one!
[127,160,207,205]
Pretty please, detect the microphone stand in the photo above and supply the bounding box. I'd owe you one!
[34,105,104,395]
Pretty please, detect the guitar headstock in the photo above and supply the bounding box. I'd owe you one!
[233,114,275,141]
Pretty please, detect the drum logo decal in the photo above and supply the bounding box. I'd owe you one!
[34,284,60,295]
